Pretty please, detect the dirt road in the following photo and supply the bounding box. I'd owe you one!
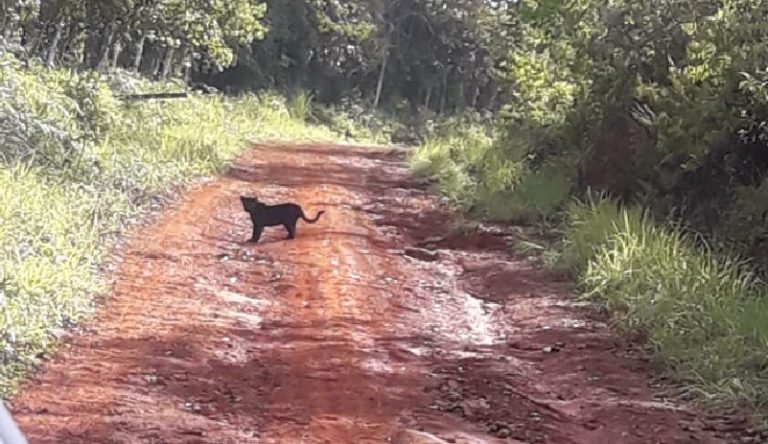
[10,144,752,443]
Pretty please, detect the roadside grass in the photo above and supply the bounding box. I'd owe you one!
[412,124,768,415]
[0,62,361,395]
[562,194,768,410]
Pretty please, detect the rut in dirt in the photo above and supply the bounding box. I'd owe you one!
[9,144,750,444]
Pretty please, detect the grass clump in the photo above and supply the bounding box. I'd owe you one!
[0,59,361,394]
[410,121,500,209]
[563,194,768,409]
[0,166,103,384]
[410,125,572,223]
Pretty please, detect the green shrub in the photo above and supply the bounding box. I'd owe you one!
[410,121,499,208]
[566,196,768,408]
[482,161,572,222]
[287,90,315,121]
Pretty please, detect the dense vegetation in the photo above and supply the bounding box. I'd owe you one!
[411,0,768,416]
[3,0,768,422]
[0,0,507,116]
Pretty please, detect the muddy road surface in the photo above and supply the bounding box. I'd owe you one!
[10,144,750,443]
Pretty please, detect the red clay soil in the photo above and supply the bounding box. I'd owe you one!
[9,144,757,444]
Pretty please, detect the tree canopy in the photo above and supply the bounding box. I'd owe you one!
[0,0,510,113]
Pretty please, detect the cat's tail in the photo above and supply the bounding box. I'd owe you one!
[300,210,325,224]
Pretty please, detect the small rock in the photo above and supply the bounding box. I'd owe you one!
[180,429,205,437]
[391,429,451,444]
[584,422,599,431]
[497,428,511,439]
[143,374,158,384]
[240,429,257,438]
[404,247,440,262]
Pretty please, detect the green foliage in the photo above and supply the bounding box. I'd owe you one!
[558,193,627,274]
[566,197,768,407]
[412,0,768,413]
[493,162,572,222]
[0,166,103,384]
[233,0,504,112]
[410,117,497,208]
[287,90,315,121]
[12,0,268,71]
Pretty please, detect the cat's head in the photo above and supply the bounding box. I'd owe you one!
[240,196,261,212]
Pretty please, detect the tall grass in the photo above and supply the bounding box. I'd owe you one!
[563,194,768,409]
[410,123,501,209]
[287,90,315,121]
[0,60,361,395]
[410,125,572,222]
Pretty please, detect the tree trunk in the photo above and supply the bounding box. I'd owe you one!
[439,70,449,114]
[160,46,175,79]
[45,20,63,67]
[489,86,499,111]
[471,81,480,109]
[1,0,8,39]
[96,21,115,71]
[59,21,80,66]
[373,48,388,109]
[132,34,145,72]
[110,40,121,70]
[149,46,161,77]
[82,0,100,67]
[172,44,188,78]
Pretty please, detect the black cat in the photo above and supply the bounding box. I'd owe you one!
[240,196,325,243]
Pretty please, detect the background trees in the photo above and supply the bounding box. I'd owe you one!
[0,0,267,77]
[0,0,507,114]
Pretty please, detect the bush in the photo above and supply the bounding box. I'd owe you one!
[410,121,496,208]
[565,196,768,408]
